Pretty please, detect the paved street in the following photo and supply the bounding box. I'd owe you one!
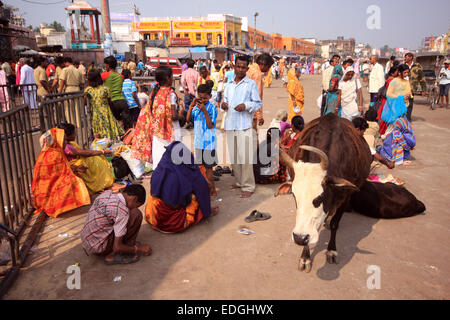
[4,75,450,300]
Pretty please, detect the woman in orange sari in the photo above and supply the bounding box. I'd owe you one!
[287,68,304,121]
[131,66,183,169]
[32,128,90,218]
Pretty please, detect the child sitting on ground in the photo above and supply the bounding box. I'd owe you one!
[352,116,394,169]
[269,109,291,136]
[280,115,305,151]
[186,82,218,196]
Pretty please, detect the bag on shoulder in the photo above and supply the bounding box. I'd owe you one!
[121,128,134,145]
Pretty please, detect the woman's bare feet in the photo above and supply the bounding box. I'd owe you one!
[210,206,219,217]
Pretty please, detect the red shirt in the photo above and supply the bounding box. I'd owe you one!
[46,64,56,78]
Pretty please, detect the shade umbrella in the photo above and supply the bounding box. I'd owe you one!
[13,45,30,52]
[20,49,40,56]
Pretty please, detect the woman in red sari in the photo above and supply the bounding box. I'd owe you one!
[377,66,399,135]
[32,128,91,218]
[131,66,184,169]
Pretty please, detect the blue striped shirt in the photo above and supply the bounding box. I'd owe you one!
[192,102,218,150]
[122,79,138,108]
[223,76,262,131]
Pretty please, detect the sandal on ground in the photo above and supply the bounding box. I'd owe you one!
[104,253,141,265]
[245,210,271,223]
[221,166,232,174]
[213,176,220,181]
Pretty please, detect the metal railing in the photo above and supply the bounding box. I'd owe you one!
[0,91,94,298]
[38,91,93,149]
[0,104,45,299]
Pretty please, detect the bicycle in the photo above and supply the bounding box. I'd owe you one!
[426,80,440,110]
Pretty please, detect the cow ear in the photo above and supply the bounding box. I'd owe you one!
[274,181,292,197]
[326,176,359,191]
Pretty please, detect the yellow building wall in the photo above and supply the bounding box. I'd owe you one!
[134,20,227,46]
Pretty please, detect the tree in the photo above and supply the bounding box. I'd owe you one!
[33,26,40,33]
[49,21,65,32]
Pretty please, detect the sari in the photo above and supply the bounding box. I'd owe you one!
[287,68,304,121]
[145,142,211,233]
[381,78,411,125]
[264,72,273,87]
[32,128,90,218]
[377,77,394,135]
[131,86,175,165]
[323,65,344,116]
[378,117,415,165]
[65,141,114,195]
[0,70,9,112]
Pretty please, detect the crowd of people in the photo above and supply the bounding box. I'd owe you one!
[15,49,448,266]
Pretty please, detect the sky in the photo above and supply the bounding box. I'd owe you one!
[11,0,450,50]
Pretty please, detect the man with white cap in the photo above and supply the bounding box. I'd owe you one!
[338,66,363,121]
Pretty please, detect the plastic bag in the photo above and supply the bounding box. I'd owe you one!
[120,149,145,179]
[91,138,111,151]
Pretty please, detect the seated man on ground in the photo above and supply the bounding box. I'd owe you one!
[57,122,115,194]
[352,117,395,169]
[81,184,152,265]
[145,141,219,233]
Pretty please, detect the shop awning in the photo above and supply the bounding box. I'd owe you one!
[169,47,190,59]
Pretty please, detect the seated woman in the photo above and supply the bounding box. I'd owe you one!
[254,128,287,184]
[269,109,291,137]
[57,122,115,195]
[145,141,219,233]
[377,117,415,165]
[280,115,305,151]
[32,128,91,218]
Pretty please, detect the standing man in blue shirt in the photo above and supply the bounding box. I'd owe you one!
[221,55,262,198]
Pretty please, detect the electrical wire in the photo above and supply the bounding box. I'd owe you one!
[19,0,67,5]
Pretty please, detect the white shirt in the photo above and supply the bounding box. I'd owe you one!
[322,65,334,90]
[385,61,393,75]
[19,64,35,85]
[439,67,450,85]
[137,92,149,107]
[339,78,362,114]
[369,63,385,93]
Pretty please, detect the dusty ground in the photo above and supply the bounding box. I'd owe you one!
[3,75,450,300]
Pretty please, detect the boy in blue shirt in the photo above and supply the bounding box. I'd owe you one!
[186,83,218,196]
[121,69,141,125]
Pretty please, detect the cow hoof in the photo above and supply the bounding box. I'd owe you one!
[326,250,339,264]
[298,258,312,273]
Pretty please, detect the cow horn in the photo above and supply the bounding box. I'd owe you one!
[280,150,295,169]
[300,145,328,170]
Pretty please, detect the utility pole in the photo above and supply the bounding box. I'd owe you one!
[253,12,258,52]
[100,0,112,35]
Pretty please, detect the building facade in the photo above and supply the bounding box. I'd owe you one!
[247,27,272,50]
[282,37,314,55]
[132,14,242,48]
[321,36,355,57]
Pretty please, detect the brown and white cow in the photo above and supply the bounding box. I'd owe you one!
[277,114,372,272]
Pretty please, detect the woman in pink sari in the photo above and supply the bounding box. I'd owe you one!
[0,69,9,112]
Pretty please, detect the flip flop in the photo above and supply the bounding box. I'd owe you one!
[245,210,271,223]
[104,253,140,265]
[221,166,232,174]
